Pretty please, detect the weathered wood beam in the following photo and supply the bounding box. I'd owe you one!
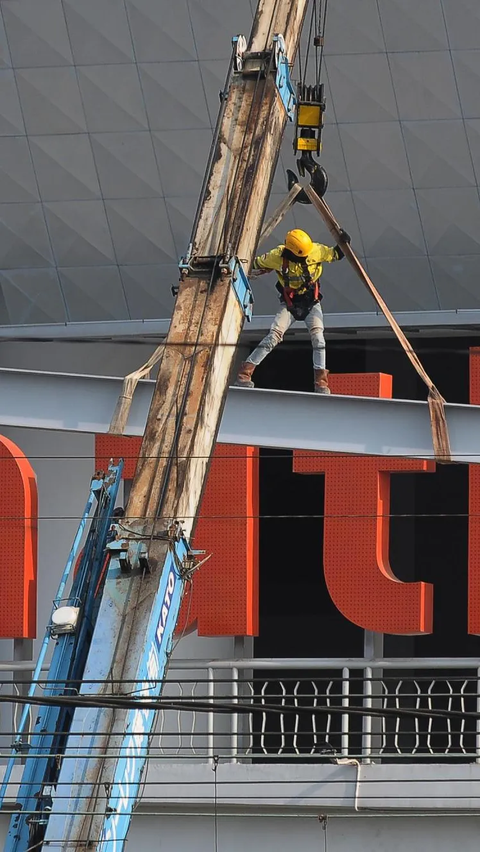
[126,0,309,556]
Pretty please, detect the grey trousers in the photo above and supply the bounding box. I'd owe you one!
[246,302,326,370]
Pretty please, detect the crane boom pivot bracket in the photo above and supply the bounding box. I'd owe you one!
[178,254,253,321]
[232,32,295,121]
[229,257,254,322]
[273,34,296,122]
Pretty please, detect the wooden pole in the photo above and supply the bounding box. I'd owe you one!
[125,0,309,553]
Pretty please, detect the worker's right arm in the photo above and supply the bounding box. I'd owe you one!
[252,246,283,273]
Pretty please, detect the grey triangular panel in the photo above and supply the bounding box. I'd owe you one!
[403,121,475,188]
[0,71,25,135]
[378,0,448,51]
[91,133,162,199]
[77,66,148,132]
[0,137,38,201]
[105,198,178,264]
[63,0,134,64]
[30,135,100,201]
[2,0,73,66]
[0,268,65,323]
[59,266,129,321]
[126,0,197,62]
[44,201,116,266]
[432,255,480,309]
[0,204,53,268]
[16,68,86,134]
[139,63,211,130]
[120,264,176,319]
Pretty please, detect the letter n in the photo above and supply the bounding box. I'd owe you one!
[0,436,37,638]
[293,374,435,634]
[96,438,259,635]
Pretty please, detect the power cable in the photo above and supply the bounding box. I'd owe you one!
[1,511,480,520]
[2,691,480,725]
[316,0,329,86]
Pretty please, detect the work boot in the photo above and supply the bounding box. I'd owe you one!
[314,368,330,394]
[234,360,256,388]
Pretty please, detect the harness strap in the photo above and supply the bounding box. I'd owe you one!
[280,252,319,303]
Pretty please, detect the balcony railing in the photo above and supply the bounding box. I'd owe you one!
[1,657,480,767]
[153,658,480,764]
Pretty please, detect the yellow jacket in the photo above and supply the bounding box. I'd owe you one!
[253,243,339,294]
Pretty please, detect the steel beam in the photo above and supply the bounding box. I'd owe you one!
[1,366,480,463]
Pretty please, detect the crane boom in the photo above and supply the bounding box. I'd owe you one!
[12,1,309,848]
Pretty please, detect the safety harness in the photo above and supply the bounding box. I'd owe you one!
[277,251,321,320]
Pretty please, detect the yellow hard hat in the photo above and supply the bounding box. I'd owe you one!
[285,229,313,257]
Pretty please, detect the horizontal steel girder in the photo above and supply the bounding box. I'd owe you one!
[0,366,480,463]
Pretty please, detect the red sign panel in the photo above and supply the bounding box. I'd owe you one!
[95,437,259,636]
[0,436,37,638]
[293,373,435,634]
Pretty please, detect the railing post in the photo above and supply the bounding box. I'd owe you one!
[342,667,349,757]
[208,667,214,765]
[476,667,480,764]
[362,666,372,763]
[231,667,239,763]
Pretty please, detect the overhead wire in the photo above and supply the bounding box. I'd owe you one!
[1,690,480,724]
[0,511,477,519]
[316,0,329,86]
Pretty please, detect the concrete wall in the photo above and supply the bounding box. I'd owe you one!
[124,814,480,852]
[1,812,479,852]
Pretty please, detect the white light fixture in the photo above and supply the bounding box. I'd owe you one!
[51,606,80,635]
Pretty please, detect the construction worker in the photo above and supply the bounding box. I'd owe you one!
[234,227,350,394]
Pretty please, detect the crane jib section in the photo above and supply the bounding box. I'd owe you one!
[98,537,188,849]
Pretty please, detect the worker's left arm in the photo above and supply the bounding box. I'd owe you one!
[319,229,351,262]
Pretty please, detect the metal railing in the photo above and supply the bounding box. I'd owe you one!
[154,658,480,764]
[2,657,480,766]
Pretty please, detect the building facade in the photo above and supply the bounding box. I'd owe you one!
[0,0,480,849]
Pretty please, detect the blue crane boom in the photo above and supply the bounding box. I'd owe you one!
[1,463,123,851]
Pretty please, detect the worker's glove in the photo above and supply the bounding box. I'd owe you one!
[337,228,351,244]
[249,267,269,279]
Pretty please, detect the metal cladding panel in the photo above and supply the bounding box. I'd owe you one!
[95,437,259,636]
[293,373,435,635]
[0,1,476,324]
[0,434,37,638]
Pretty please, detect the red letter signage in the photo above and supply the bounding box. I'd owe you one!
[293,374,435,634]
[96,437,259,636]
[0,436,37,638]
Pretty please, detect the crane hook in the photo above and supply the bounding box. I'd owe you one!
[287,151,328,205]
